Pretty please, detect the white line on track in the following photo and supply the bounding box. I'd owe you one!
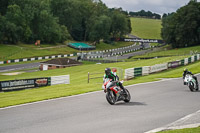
[145,110,200,133]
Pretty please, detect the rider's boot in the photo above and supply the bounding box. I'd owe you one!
[121,86,127,95]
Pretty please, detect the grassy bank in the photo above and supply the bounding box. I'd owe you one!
[129,45,200,60]
[0,41,133,61]
[130,17,162,39]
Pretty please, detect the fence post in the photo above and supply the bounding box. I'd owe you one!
[88,72,90,83]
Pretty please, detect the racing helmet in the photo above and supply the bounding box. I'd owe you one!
[184,68,188,72]
[105,68,111,75]
[112,68,117,72]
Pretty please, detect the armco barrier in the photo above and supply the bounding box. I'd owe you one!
[124,68,135,79]
[188,57,191,63]
[134,67,142,77]
[124,54,200,80]
[195,55,197,61]
[0,44,138,64]
[184,58,188,65]
[191,56,195,62]
[124,67,142,80]
[180,59,184,66]
[0,53,77,65]
[150,63,168,73]
[142,66,150,75]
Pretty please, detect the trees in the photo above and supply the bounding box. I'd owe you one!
[110,9,130,38]
[4,4,26,43]
[129,10,161,19]
[161,1,200,48]
[0,0,11,15]
[0,0,131,44]
[0,0,70,44]
[51,0,131,43]
[89,15,111,43]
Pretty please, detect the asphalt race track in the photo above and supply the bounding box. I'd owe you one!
[0,75,200,133]
[0,63,40,72]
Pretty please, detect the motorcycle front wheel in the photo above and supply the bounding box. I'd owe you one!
[189,82,195,92]
[124,89,131,103]
[106,91,116,105]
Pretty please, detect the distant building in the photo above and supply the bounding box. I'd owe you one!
[40,58,82,71]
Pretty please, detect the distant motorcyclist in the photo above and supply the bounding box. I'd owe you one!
[183,68,199,88]
[103,68,126,94]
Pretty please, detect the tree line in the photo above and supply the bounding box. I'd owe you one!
[0,0,131,44]
[129,10,161,19]
[161,0,200,48]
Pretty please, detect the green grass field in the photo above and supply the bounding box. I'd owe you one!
[130,17,162,39]
[0,42,133,60]
[129,45,200,60]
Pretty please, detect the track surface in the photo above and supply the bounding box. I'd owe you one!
[0,63,40,72]
[0,75,200,133]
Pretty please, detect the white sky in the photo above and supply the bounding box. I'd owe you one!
[101,0,199,15]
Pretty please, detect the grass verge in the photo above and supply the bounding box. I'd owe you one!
[158,126,200,133]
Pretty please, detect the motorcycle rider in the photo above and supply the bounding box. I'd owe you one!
[183,68,199,89]
[103,68,126,94]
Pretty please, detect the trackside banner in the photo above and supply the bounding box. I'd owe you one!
[0,78,51,91]
[168,61,181,68]
[111,38,164,44]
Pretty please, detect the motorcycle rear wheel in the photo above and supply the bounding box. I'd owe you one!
[106,91,116,105]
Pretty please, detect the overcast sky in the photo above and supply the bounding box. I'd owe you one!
[101,0,199,15]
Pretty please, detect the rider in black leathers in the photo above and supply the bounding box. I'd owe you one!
[183,68,199,89]
[103,68,126,94]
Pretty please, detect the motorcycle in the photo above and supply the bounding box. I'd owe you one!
[184,74,199,92]
[102,78,131,105]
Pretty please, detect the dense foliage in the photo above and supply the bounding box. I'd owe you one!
[0,0,131,44]
[129,10,161,19]
[161,1,200,48]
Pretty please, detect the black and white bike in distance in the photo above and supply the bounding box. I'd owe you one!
[184,74,199,92]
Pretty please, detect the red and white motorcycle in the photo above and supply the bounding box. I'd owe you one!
[102,78,131,105]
